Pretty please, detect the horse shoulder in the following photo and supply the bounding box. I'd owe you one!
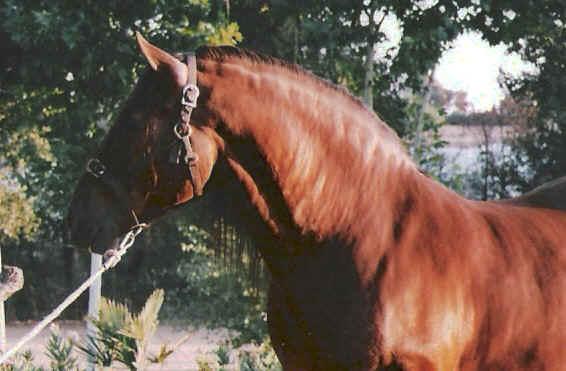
[378,199,484,371]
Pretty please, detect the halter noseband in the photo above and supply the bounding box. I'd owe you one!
[85,52,202,226]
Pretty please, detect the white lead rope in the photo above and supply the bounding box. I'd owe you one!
[0,224,147,365]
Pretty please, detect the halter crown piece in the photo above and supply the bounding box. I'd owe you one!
[169,52,204,196]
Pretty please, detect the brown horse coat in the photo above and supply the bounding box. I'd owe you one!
[68,35,566,370]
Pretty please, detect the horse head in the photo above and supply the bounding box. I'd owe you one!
[67,34,219,252]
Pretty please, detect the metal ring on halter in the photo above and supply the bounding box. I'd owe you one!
[181,84,199,108]
[85,158,106,178]
[174,122,192,139]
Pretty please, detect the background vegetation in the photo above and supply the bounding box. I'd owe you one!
[0,0,564,347]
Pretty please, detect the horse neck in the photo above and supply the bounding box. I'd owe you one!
[199,58,421,253]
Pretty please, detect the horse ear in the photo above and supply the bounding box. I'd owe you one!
[136,32,188,86]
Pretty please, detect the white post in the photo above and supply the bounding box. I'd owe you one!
[86,253,102,371]
[0,247,5,353]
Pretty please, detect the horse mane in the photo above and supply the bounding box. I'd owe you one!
[196,45,304,74]
[195,46,375,120]
[197,45,409,163]
[505,176,566,211]
[194,47,566,216]
[182,45,411,281]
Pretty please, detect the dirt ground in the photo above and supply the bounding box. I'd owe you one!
[5,321,233,370]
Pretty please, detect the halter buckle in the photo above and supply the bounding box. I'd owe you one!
[86,158,106,178]
[181,84,199,108]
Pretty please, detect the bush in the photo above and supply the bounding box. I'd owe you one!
[161,240,269,344]
[0,350,43,371]
[79,289,179,370]
[195,338,281,371]
[45,325,78,371]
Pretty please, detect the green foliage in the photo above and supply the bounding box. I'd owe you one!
[232,1,464,134]
[80,289,174,370]
[462,143,522,201]
[403,91,464,192]
[195,338,281,371]
[214,340,231,366]
[455,0,565,189]
[0,0,255,324]
[0,350,43,371]
[147,343,175,365]
[0,175,37,243]
[196,355,217,371]
[79,298,137,368]
[122,289,164,369]
[0,0,563,358]
[45,325,78,371]
[238,341,281,371]
[203,21,243,45]
[162,240,268,344]
[445,98,535,199]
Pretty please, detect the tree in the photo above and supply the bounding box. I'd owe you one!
[0,0,563,330]
[228,1,464,134]
[0,0,242,319]
[459,0,566,188]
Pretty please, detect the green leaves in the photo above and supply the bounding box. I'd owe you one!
[205,21,243,45]
[121,289,163,342]
[45,325,78,371]
[81,289,172,370]
[0,173,37,243]
[0,0,243,249]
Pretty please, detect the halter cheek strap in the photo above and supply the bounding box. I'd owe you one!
[169,52,204,196]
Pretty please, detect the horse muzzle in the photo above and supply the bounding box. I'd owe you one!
[67,176,125,253]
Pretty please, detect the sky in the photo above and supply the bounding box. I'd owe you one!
[434,31,536,112]
[373,8,536,113]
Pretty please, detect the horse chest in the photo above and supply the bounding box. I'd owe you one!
[267,243,382,370]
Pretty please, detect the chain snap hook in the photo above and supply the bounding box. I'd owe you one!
[174,122,192,139]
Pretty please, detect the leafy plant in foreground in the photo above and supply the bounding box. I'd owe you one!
[215,340,231,366]
[45,324,78,371]
[0,350,43,371]
[79,289,178,370]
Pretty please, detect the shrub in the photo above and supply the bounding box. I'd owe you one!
[79,289,180,370]
[45,325,78,371]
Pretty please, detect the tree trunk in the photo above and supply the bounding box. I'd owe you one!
[362,8,387,107]
[363,41,375,107]
[413,71,434,163]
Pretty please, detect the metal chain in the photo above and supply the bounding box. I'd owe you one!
[0,223,148,365]
[103,223,147,269]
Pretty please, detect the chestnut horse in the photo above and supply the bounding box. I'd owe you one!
[68,34,566,370]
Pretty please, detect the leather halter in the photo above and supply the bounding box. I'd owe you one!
[85,52,202,225]
[168,53,203,196]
